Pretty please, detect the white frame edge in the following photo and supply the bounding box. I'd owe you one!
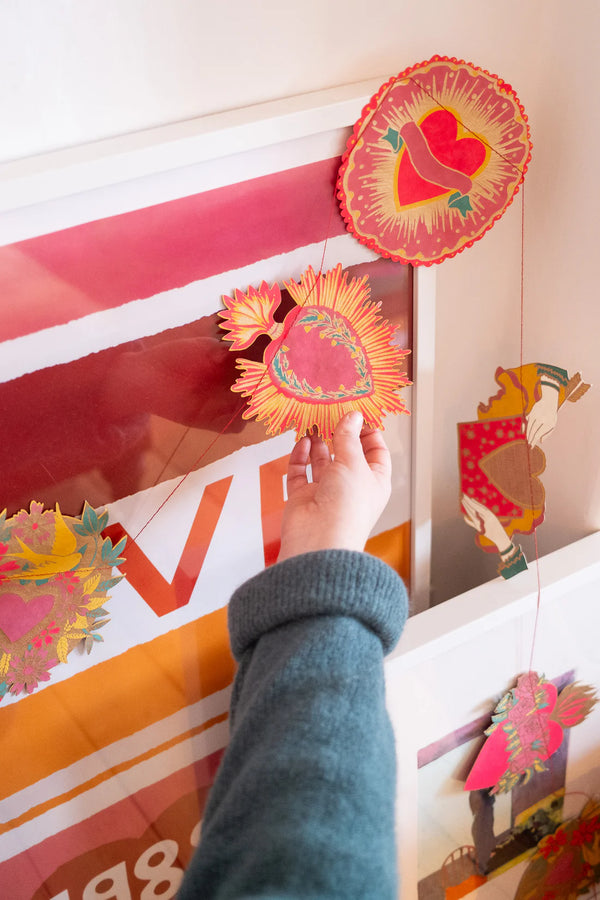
[0,78,385,214]
[410,267,436,612]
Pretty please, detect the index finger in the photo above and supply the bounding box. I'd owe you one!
[286,436,311,499]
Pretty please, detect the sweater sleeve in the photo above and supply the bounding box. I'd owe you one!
[178,550,409,900]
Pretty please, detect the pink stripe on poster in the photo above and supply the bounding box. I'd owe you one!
[0,157,346,343]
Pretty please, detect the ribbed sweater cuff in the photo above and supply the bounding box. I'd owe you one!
[228,550,408,659]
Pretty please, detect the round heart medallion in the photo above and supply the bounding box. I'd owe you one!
[338,55,532,265]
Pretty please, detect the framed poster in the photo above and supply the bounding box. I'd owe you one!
[387,531,600,900]
[0,82,434,898]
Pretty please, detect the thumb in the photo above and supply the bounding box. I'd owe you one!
[332,411,364,465]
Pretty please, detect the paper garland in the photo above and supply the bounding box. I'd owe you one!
[219,264,410,442]
[465,672,597,794]
[515,799,600,900]
[337,55,532,265]
[458,415,544,519]
[0,502,125,700]
[459,363,590,579]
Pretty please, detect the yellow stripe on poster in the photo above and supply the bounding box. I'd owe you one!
[0,711,228,835]
[366,521,411,585]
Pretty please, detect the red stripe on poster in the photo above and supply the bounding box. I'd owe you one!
[0,157,346,342]
[0,259,411,516]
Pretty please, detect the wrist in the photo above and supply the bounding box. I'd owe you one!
[498,540,515,558]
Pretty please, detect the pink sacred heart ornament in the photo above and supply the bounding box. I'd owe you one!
[338,55,532,265]
[465,672,597,794]
[395,109,487,208]
[219,264,410,442]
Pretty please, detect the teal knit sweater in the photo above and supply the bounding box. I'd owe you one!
[179,550,408,899]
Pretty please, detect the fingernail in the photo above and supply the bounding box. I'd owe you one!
[346,410,363,432]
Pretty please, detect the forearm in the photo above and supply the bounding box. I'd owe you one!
[180,550,408,899]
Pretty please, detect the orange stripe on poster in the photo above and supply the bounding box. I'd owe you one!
[0,711,228,836]
[259,454,289,566]
[0,606,234,801]
[366,520,411,585]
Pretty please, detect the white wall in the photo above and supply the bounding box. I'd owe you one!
[1,0,598,603]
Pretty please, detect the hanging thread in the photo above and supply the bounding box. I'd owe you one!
[128,69,535,586]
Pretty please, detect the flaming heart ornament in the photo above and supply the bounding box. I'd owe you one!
[219,264,410,442]
[465,672,597,794]
[338,55,532,265]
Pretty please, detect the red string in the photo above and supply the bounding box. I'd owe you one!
[133,230,334,542]
[129,72,528,542]
[514,186,548,765]
[405,75,526,179]
[516,184,543,675]
[132,398,247,542]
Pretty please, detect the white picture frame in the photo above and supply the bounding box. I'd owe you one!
[0,79,435,610]
[387,530,600,900]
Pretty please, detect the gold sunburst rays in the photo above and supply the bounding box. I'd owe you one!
[220,264,410,443]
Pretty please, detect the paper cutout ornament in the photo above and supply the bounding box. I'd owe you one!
[0,502,126,700]
[459,363,590,579]
[465,672,597,794]
[515,798,600,900]
[337,55,532,265]
[458,416,546,519]
[219,264,410,442]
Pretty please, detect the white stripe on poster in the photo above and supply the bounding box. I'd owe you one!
[0,686,231,828]
[0,718,230,861]
[0,235,377,383]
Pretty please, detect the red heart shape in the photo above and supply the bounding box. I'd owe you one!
[397,109,486,207]
[270,307,373,401]
[465,683,563,791]
[0,592,54,644]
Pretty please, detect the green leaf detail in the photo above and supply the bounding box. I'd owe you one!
[98,576,124,592]
[381,127,403,153]
[82,501,100,535]
[448,192,473,217]
[101,535,127,566]
[72,522,90,537]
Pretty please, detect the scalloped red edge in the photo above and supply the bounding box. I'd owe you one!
[336,54,533,267]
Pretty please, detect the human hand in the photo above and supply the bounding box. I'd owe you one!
[461,494,511,554]
[277,411,392,562]
[526,384,559,448]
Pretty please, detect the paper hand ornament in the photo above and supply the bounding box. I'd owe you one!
[0,501,126,701]
[465,672,597,795]
[338,55,532,265]
[459,363,590,579]
[515,799,600,900]
[219,264,410,442]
